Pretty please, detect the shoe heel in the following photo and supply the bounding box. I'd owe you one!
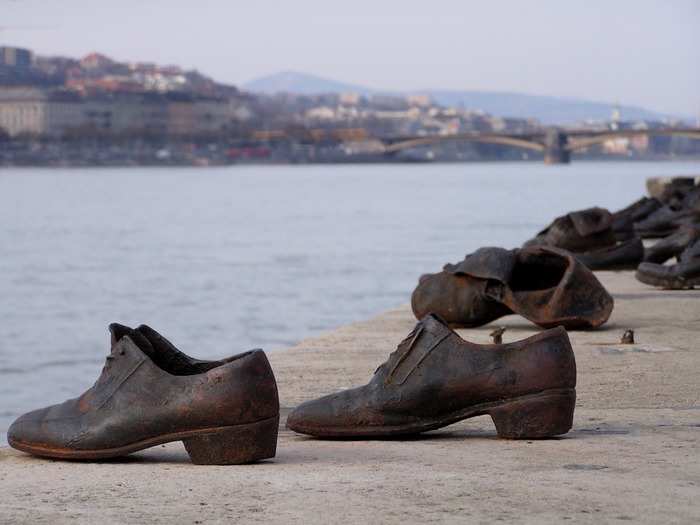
[489,389,575,439]
[183,415,279,465]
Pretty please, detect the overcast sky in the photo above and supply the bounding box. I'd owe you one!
[1,0,698,116]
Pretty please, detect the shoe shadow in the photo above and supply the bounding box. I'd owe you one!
[285,423,627,443]
[475,318,621,333]
[31,451,280,466]
[289,432,570,443]
[281,417,572,443]
[615,291,698,300]
[16,444,279,466]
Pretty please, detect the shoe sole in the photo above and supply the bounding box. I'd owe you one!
[584,262,640,271]
[8,415,279,465]
[635,227,680,239]
[635,271,700,289]
[288,388,575,439]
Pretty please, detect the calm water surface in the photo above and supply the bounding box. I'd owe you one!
[1,161,698,439]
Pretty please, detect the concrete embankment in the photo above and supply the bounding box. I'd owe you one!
[1,272,699,523]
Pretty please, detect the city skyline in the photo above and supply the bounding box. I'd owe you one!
[1,0,698,117]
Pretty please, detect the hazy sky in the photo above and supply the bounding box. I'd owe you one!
[1,0,698,115]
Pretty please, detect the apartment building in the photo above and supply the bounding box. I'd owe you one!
[0,87,229,137]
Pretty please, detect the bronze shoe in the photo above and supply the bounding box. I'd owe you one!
[575,238,644,271]
[636,239,700,289]
[611,197,662,241]
[655,177,697,208]
[8,324,279,464]
[523,207,616,252]
[634,206,700,239]
[411,246,613,329]
[643,224,700,264]
[286,314,576,439]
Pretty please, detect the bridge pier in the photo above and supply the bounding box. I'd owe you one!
[543,129,571,164]
[544,148,571,164]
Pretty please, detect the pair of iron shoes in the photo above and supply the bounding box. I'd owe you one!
[9,315,577,460]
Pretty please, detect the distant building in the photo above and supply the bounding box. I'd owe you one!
[228,99,254,122]
[405,94,431,108]
[0,87,83,136]
[66,75,144,93]
[369,94,408,111]
[339,92,360,106]
[629,122,650,153]
[0,47,32,68]
[79,53,116,70]
[602,137,630,155]
[166,95,230,135]
[0,86,231,137]
[305,106,336,120]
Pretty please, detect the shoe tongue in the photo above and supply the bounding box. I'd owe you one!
[420,313,450,331]
[379,314,453,383]
[444,247,516,283]
[414,314,455,342]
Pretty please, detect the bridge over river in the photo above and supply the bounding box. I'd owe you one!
[251,126,700,164]
[381,127,700,164]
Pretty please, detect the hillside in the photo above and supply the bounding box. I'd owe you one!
[244,71,684,125]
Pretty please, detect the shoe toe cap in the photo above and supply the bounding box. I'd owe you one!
[411,272,447,319]
[287,387,378,436]
[636,261,667,278]
[7,407,50,447]
[286,397,336,434]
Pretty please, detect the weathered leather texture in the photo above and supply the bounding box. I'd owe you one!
[412,246,613,329]
[8,330,279,452]
[287,315,576,436]
[526,207,616,252]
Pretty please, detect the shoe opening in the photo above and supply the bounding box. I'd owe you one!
[110,323,244,376]
[135,324,231,375]
[509,252,567,291]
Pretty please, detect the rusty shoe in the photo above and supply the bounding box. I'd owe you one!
[636,239,700,289]
[611,197,662,241]
[575,238,644,271]
[7,324,279,464]
[286,314,576,439]
[643,224,700,264]
[634,205,700,239]
[412,246,613,329]
[524,207,616,252]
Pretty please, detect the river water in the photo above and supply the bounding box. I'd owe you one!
[1,160,698,440]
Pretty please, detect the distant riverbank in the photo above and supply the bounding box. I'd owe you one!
[3,137,699,167]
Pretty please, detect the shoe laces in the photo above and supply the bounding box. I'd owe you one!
[374,322,425,375]
[100,347,126,374]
